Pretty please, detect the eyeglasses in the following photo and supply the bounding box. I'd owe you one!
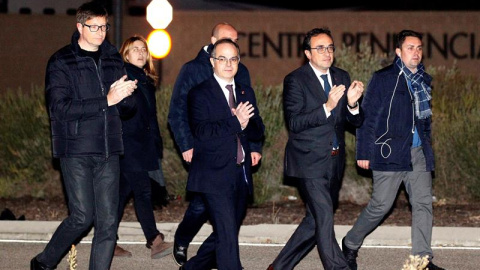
[83,23,110,32]
[212,56,240,65]
[311,45,335,54]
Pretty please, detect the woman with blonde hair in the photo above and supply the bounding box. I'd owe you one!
[120,35,158,84]
[114,35,172,259]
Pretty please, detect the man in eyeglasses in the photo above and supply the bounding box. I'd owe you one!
[267,27,364,270]
[30,1,137,270]
[168,22,263,267]
[180,38,264,270]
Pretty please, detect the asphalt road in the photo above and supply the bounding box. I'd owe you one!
[3,241,479,270]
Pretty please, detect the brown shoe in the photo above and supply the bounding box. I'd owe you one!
[114,244,132,257]
[150,234,173,259]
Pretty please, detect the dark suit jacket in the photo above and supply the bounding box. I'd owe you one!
[186,76,265,194]
[283,64,363,179]
[120,63,163,172]
[168,45,252,154]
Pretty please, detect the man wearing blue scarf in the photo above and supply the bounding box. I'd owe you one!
[341,30,445,270]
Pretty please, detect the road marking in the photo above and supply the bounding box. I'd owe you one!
[2,239,480,250]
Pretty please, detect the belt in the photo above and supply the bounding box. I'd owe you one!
[236,162,245,167]
[331,149,339,156]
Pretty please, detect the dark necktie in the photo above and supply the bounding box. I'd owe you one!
[321,74,331,95]
[320,74,339,149]
[226,84,245,164]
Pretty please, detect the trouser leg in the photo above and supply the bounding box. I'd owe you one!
[129,171,160,241]
[344,170,404,250]
[272,206,317,270]
[117,171,133,229]
[303,177,349,270]
[36,157,97,268]
[183,166,248,270]
[174,192,209,247]
[273,174,348,270]
[271,178,319,270]
[329,154,342,212]
[405,147,433,258]
[89,155,120,270]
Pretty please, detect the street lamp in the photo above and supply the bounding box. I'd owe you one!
[146,0,172,30]
[147,29,172,59]
[146,0,172,59]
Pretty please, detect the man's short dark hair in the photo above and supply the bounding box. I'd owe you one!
[396,30,423,48]
[302,27,333,51]
[76,1,108,24]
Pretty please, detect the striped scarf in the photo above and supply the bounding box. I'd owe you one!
[396,57,432,119]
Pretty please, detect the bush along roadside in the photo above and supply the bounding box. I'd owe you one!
[1,47,479,204]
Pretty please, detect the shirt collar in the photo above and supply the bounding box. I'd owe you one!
[214,73,235,90]
[309,62,330,78]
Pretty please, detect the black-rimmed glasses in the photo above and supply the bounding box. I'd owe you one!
[311,45,335,54]
[83,23,110,32]
[212,56,240,65]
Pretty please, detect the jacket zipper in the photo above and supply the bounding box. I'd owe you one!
[91,58,109,160]
[406,80,415,134]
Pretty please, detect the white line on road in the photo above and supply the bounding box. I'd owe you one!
[2,239,480,250]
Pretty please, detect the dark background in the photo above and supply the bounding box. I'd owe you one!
[229,0,480,11]
[3,0,478,16]
[129,0,480,16]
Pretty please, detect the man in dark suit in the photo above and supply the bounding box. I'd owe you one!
[168,22,262,266]
[267,27,364,270]
[180,38,264,270]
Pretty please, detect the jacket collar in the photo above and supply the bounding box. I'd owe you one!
[70,30,116,58]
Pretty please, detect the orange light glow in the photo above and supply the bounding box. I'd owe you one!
[147,29,172,59]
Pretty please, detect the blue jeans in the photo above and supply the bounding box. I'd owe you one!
[36,156,120,270]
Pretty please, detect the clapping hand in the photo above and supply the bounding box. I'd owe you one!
[233,101,254,129]
[325,84,346,112]
[107,75,138,106]
[347,80,364,107]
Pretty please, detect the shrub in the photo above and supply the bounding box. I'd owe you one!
[0,85,59,198]
[1,46,479,204]
[427,65,480,201]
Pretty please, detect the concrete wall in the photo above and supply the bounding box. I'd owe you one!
[1,11,479,91]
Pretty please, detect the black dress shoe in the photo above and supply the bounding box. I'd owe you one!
[426,261,446,270]
[173,241,187,266]
[342,237,358,270]
[30,257,54,270]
